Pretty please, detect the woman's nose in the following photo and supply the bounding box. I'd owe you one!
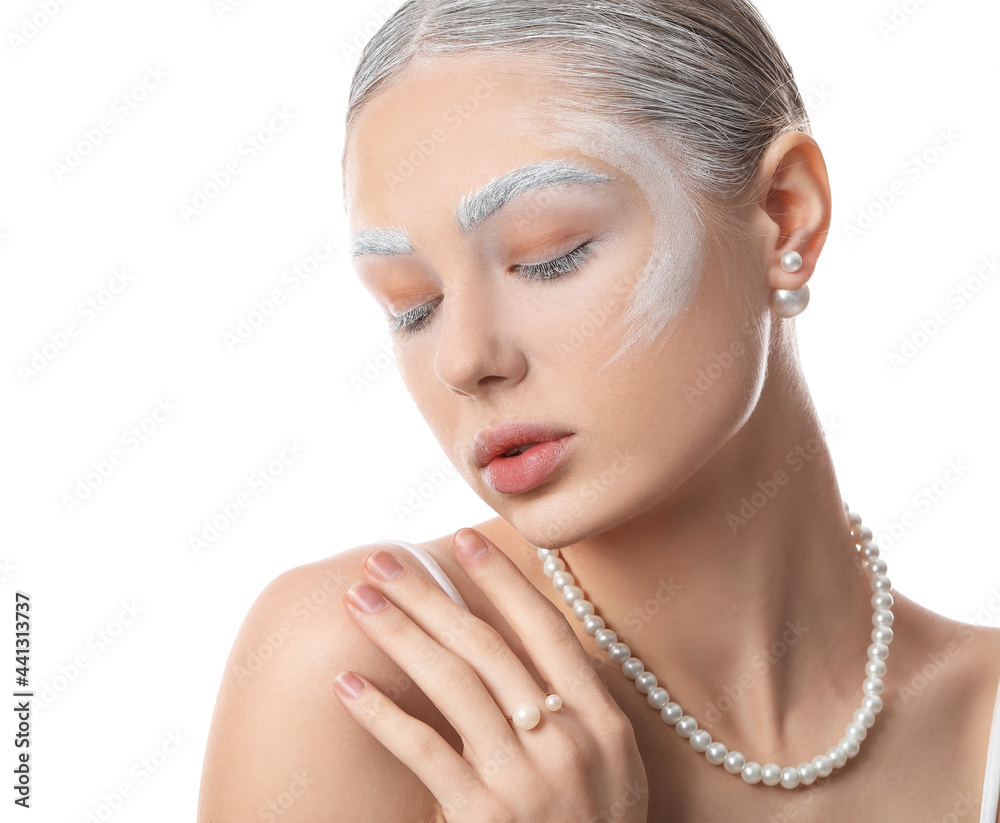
[432,277,526,397]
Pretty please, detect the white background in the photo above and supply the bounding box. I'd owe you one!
[2,0,998,819]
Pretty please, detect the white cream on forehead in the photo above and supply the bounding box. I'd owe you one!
[511,106,705,373]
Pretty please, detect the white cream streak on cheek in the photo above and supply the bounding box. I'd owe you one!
[525,110,705,374]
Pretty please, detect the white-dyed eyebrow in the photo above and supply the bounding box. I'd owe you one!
[349,159,614,258]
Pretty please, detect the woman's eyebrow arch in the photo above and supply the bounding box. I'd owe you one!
[349,159,614,258]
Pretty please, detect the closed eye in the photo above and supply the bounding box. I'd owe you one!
[387,240,596,336]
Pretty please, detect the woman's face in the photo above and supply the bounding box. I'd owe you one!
[345,52,769,550]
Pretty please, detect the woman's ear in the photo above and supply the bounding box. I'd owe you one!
[749,131,832,294]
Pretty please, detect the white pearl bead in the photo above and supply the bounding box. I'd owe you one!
[545,694,562,712]
[846,721,867,741]
[511,703,540,730]
[780,767,800,789]
[675,716,698,738]
[873,608,894,627]
[622,657,644,680]
[872,625,893,645]
[572,599,595,619]
[769,285,810,317]
[582,615,605,636]
[862,543,880,561]
[661,703,683,724]
[780,250,803,272]
[863,676,884,696]
[635,672,658,694]
[741,761,763,784]
[542,556,565,577]
[855,525,873,543]
[595,628,617,650]
[862,694,884,714]
[761,763,782,786]
[847,510,862,526]
[872,575,892,591]
[872,591,893,608]
[868,642,889,661]
[552,570,573,591]
[608,642,631,664]
[536,548,557,559]
[724,752,746,774]
[690,730,711,752]
[827,746,847,769]
[797,762,818,785]
[840,736,861,758]
[813,754,834,777]
[647,687,670,709]
[706,742,728,764]
[868,558,887,575]
[562,585,584,606]
[854,708,876,728]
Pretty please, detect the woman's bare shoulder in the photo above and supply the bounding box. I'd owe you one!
[197,542,462,823]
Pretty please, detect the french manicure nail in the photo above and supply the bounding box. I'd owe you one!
[455,528,489,560]
[335,671,365,699]
[348,582,387,612]
[366,549,404,581]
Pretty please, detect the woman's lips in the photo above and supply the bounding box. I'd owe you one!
[482,434,575,494]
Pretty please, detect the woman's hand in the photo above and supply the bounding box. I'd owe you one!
[334,527,649,822]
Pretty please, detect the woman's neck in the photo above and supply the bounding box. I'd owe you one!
[498,350,874,763]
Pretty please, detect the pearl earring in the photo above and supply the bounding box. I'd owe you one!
[780,250,803,273]
[770,250,809,318]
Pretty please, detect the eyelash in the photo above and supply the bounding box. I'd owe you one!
[388,240,595,336]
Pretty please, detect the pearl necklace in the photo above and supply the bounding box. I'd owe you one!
[537,501,893,789]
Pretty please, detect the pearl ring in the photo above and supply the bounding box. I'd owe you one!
[503,694,563,730]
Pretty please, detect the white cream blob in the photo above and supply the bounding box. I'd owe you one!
[511,104,706,373]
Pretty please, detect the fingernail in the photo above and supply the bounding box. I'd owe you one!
[347,582,387,612]
[335,671,365,699]
[455,528,489,560]
[366,549,404,581]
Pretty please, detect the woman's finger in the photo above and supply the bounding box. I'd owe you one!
[450,528,618,716]
[332,668,484,814]
[342,563,543,762]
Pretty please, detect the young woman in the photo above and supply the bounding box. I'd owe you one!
[198,1,1000,820]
